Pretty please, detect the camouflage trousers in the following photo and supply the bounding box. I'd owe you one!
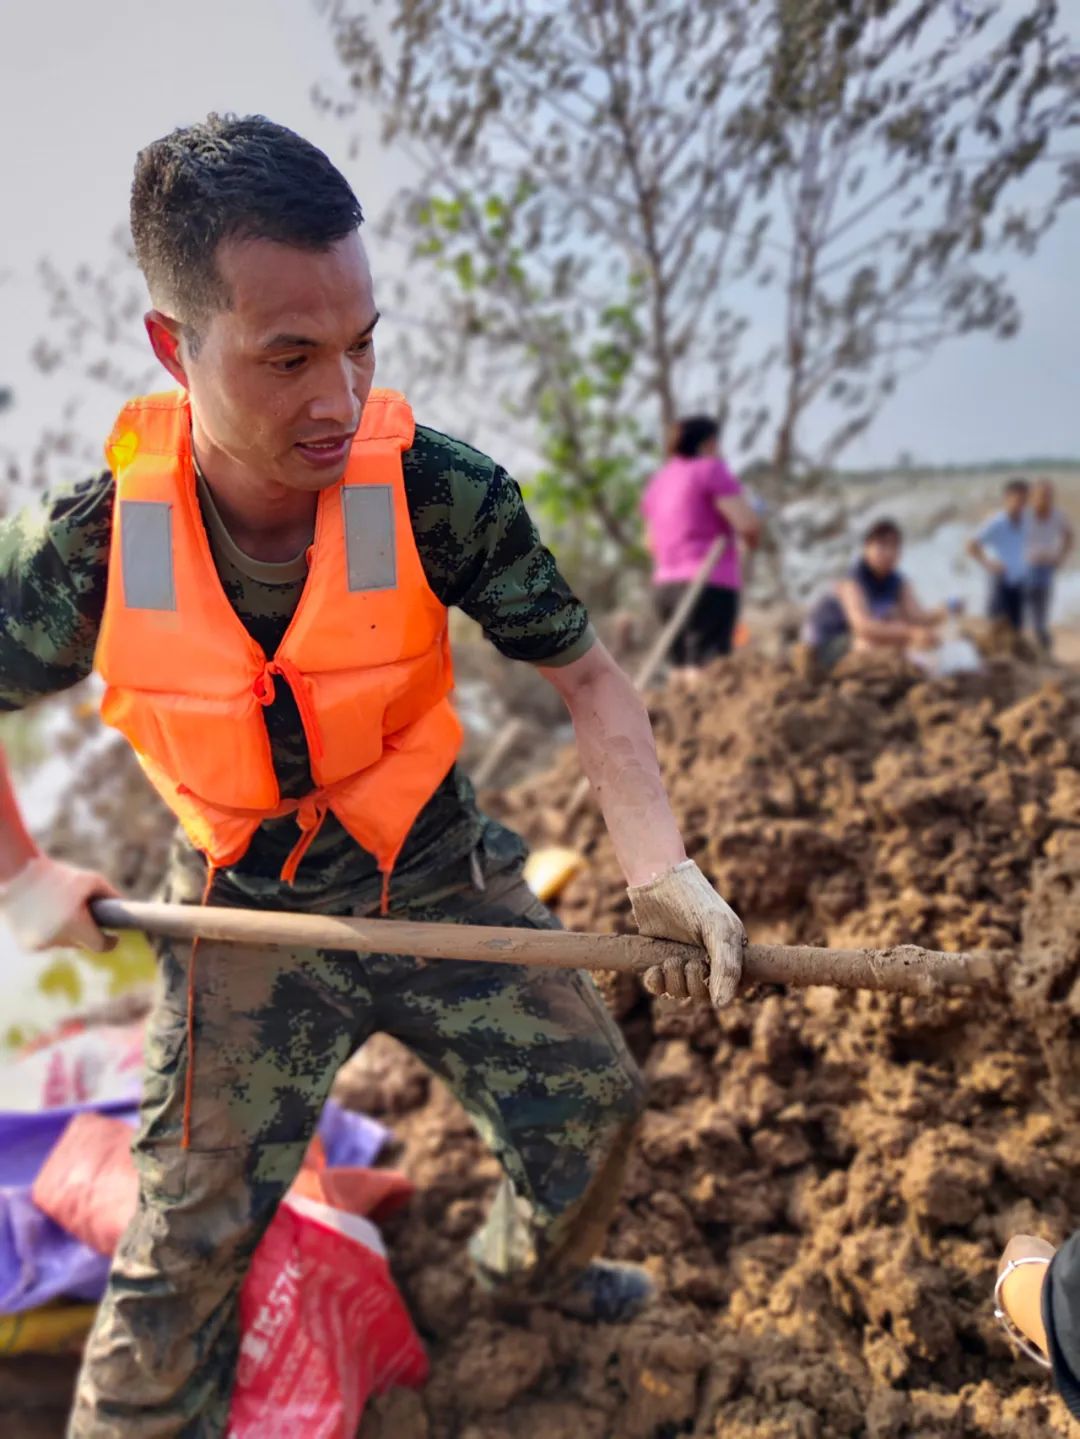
[69,843,646,1438]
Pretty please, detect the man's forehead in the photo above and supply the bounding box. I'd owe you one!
[217,232,374,329]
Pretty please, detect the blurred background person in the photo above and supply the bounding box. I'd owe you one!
[1025,478,1074,652]
[802,518,946,670]
[640,415,760,678]
[967,478,1030,631]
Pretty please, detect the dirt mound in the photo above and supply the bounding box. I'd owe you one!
[346,651,1080,1437]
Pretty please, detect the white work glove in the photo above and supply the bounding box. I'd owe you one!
[629,859,745,1008]
[0,854,118,953]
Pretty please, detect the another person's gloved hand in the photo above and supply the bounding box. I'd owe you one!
[629,859,745,1007]
[0,853,118,953]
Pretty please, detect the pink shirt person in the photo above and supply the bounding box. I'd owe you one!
[641,454,745,591]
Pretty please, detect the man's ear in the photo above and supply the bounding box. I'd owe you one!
[144,311,190,388]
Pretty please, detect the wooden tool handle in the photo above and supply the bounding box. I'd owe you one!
[92,899,1002,998]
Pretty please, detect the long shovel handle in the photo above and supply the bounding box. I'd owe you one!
[91,899,1002,998]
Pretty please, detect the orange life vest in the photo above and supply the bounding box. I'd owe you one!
[95,388,463,904]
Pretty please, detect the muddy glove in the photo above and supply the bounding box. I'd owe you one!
[629,859,745,1007]
[0,853,118,953]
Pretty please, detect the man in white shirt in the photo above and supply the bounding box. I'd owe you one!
[1025,479,1074,651]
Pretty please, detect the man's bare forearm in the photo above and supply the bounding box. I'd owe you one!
[0,745,39,883]
[541,645,686,887]
[967,539,1000,574]
[853,618,915,646]
[539,642,747,1008]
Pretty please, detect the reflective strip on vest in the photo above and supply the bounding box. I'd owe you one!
[120,500,176,611]
[122,485,401,603]
[342,485,397,592]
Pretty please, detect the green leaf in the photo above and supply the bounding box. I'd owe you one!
[431,196,464,233]
[453,252,476,291]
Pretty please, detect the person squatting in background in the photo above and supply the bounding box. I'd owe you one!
[802,518,946,669]
[640,415,760,679]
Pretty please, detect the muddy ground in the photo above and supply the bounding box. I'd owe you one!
[8,650,1080,1437]
[348,651,1080,1438]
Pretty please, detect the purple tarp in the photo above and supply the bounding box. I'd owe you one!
[0,1098,387,1314]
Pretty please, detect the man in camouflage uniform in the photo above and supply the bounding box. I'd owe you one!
[0,115,746,1438]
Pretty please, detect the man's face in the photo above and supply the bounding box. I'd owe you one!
[1005,487,1028,522]
[1033,482,1054,516]
[178,231,378,492]
[864,534,900,577]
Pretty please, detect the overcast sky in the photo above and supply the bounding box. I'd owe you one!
[1,0,1077,481]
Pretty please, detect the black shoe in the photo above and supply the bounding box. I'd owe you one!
[549,1260,655,1324]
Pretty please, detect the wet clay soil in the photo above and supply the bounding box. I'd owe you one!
[348,652,1080,1438]
[10,651,1080,1437]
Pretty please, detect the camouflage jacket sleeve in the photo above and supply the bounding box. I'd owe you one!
[404,425,595,666]
[0,472,114,711]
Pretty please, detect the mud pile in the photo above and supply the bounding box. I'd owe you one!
[348,651,1080,1438]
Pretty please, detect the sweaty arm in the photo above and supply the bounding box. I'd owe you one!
[539,642,685,886]
[0,746,117,951]
[0,748,38,882]
[898,581,946,628]
[836,578,915,647]
[540,641,745,1007]
[410,428,746,1007]
[716,493,762,547]
[0,473,119,951]
[966,533,1005,574]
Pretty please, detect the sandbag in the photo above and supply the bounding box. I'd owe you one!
[31,1113,139,1257]
[228,1195,428,1439]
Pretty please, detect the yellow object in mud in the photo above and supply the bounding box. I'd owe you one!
[524,846,586,903]
[0,1302,97,1355]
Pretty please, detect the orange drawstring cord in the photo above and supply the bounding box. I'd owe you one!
[279,797,330,885]
[182,862,217,1151]
[378,842,407,916]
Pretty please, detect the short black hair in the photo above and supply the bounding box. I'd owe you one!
[863,518,902,546]
[130,113,364,338]
[670,416,720,458]
[1005,477,1030,498]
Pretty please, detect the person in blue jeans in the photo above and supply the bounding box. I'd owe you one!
[967,478,1030,630]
